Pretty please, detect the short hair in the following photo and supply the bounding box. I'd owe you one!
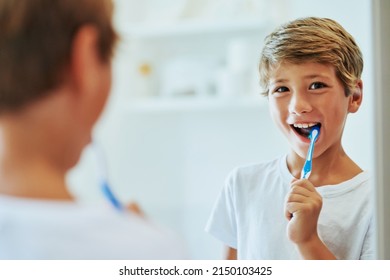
[259,17,363,96]
[0,0,118,112]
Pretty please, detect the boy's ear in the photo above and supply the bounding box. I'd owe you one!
[348,80,363,113]
[69,25,101,97]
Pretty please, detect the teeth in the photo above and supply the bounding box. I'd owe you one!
[293,123,318,128]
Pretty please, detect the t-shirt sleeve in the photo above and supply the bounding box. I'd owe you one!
[205,170,238,249]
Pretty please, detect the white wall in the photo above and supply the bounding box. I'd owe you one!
[67,0,375,259]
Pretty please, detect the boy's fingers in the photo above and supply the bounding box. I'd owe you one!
[284,201,301,220]
[126,202,144,217]
[286,193,308,203]
[290,185,312,197]
[290,177,299,184]
[290,178,316,192]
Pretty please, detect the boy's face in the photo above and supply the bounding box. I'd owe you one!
[267,61,358,160]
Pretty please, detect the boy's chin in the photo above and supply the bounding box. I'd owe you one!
[290,148,309,160]
[66,138,92,171]
[290,140,316,158]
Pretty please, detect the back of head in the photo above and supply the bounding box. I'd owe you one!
[0,0,118,113]
[259,17,363,96]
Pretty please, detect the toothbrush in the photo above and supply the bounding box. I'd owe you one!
[300,126,320,179]
[92,142,123,211]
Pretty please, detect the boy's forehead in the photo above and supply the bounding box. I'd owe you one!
[268,61,338,82]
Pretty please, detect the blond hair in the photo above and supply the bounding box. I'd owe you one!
[259,17,363,96]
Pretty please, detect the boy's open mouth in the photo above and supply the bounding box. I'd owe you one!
[291,123,321,138]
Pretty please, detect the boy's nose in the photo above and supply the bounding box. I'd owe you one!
[288,92,312,115]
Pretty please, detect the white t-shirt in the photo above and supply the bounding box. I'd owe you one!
[206,155,375,260]
[0,196,188,259]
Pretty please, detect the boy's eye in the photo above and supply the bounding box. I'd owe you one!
[309,82,327,90]
[274,86,289,93]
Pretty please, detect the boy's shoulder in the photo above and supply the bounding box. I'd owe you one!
[0,195,188,259]
[227,155,286,183]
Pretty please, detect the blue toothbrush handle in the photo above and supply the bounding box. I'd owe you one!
[300,127,319,179]
[101,180,123,211]
[301,159,312,179]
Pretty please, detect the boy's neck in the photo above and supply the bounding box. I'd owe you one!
[287,145,363,186]
[0,160,74,200]
[0,108,75,201]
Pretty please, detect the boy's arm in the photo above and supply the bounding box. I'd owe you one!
[295,235,336,259]
[285,178,336,260]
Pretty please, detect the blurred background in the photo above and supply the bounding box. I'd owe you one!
[67,0,375,259]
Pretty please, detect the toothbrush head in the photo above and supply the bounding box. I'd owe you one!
[309,125,320,141]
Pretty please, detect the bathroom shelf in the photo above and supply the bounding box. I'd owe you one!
[118,19,270,39]
[119,96,267,114]
[113,18,271,113]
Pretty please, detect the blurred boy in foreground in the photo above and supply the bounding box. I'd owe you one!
[0,0,186,259]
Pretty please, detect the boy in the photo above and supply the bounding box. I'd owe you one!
[206,17,374,259]
[0,0,186,259]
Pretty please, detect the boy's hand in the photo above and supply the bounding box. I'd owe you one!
[284,178,322,244]
[126,202,145,217]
